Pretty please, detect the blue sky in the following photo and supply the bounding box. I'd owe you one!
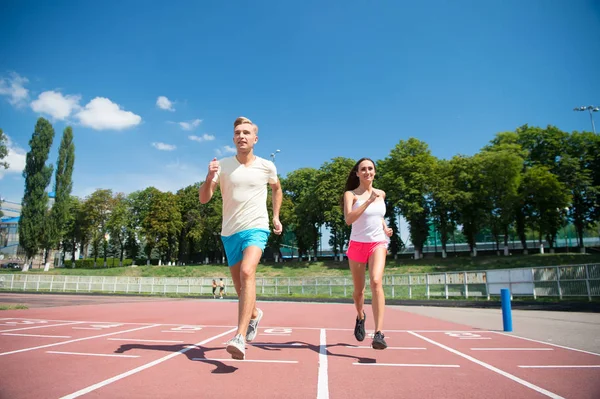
[1,0,599,208]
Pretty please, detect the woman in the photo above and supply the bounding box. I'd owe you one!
[212,279,217,299]
[343,157,393,350]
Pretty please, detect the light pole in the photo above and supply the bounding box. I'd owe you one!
[573,105,599,134]
[270,149,281,163]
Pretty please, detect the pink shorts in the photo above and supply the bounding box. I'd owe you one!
[346,240,388,263]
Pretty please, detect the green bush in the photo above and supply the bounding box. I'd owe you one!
[72,258,134,268]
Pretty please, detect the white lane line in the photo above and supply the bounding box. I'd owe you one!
[492,332,600,357]
[353,363,460,367]
[345,346,426,350]
[73,327,101,330]
[3,333,71,338]
[248,343,303,347]
[409,332,564,399]
[318,328,329,399]
[48,351,139,358]
[460,337,491,340]
[107,338,185,344]
[193,358,297,364]
[0,324,159,357]
[160,330,194,333]
[0,321,84,333]
[519,365,600,369]
[471,348,553,351]
[59,328,236,399]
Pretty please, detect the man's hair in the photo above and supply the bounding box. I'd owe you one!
[234,116,259,134]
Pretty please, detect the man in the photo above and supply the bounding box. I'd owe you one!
[199,116,282,360]
[219,278,225,299]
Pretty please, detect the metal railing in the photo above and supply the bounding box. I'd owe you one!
[0,264,598,301]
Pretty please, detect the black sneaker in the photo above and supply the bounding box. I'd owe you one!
[372,331,387,350]
[354,312,366,342]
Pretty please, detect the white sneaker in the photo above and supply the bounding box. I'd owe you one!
[226,333,246,360]
[246,308,263,342]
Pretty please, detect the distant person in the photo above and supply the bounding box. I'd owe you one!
[212,279,217,299]
[199,116,283,360]
[342,157,393,350]
[219,278,225,299]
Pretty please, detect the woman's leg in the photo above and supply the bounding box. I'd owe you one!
[368,246,387,333]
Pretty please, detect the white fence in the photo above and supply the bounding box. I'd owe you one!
[0,264,598,301]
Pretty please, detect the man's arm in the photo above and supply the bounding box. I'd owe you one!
[199,180,217,204]
[270,180,283,235]
[199,157,219,204]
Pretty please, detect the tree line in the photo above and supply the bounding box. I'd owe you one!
[7,118,600,267]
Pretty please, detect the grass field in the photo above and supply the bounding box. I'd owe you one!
[2,253,599,278]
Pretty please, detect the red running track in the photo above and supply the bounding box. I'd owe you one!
[0,299,599,398]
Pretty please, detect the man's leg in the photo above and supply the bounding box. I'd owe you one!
[229,246,262,337]
[229,262,259,320]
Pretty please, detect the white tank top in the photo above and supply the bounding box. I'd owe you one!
[350,195,387,243]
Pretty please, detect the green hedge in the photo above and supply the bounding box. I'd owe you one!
[70,258,134,268]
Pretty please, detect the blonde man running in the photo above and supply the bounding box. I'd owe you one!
[199,116,282,360]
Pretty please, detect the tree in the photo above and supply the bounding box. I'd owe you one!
[176,183,205,265]
[82,189,113,267]
[45,126,75,266]
[521,165,571,252]
[284,168,322,260]
[315,157,355,259]
[0,128,8,170]
[450,155,490,256]
[107,193,129,266]
[143,191,182,264]
[429,159,458,258]
[480,142,524,255]
[379,138,436,259]
[560,132,599,251]
[19,118,55,266]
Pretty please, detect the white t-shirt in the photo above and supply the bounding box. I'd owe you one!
[213,155,278,236]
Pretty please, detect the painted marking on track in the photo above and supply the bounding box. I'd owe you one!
[460,337,491,340]
[107,338,185,344]
[353,363,460,367]
[471,348,553,351]
[47,351,140,358]
[0,321,83,333]
[2,333,71,338]
[492,332,600,357]
[73,328,102,330]
[250,343,303,347]
[161,326,203,333]
[445,332,482,338]
[59,328,236,399]
[346,346,426,350]
[318,328,329,399]
[0,324,159,356]
[193,358,298,364]
[262,328,292,336]
[518,365,600,369]
[1,320,48,326]
[409,332,564,399]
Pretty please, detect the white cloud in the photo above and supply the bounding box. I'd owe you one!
[188,134,215,142]
[215,145,236,156]
[152,142,176,151]
[0,72,29,107]
[30,90,81,120]
[156,96,175,111]
[76,97,142,130]
[0,134,27,180]
[179,119,202,131]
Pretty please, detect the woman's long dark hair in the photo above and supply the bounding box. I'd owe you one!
[340,157,376,209]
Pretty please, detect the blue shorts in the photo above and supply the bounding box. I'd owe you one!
[221,229,270,266]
